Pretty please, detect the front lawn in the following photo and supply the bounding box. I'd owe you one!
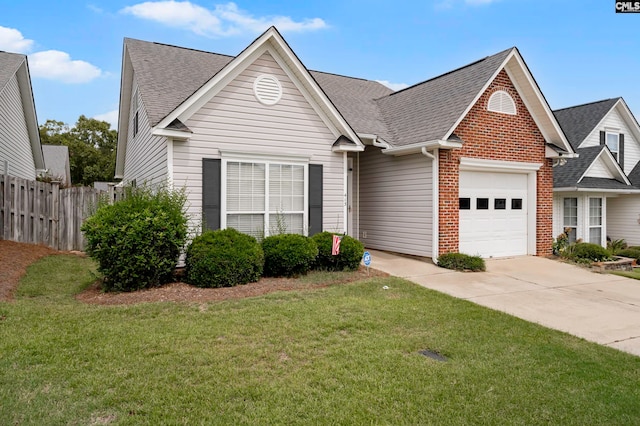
[612,269,640,280]
[1,255,639,424]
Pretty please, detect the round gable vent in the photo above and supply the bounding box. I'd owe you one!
[253,74,282,106]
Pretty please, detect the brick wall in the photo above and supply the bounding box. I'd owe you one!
[438,69,553,256]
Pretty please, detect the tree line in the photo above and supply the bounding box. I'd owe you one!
[39,115,117,186]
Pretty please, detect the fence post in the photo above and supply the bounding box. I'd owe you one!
[51,181,60,250]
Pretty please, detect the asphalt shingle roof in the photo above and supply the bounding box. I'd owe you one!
[553,146,606,188]
[375,48,514,146]
[576,177,636,190]
[42,145,70,184]
[553,98,619,150]
[0,51,25,90]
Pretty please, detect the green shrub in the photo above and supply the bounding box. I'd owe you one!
[82,185,188,292]
[570,242,611,262]
[312,232,365,271]
[617,248,640,262]
[437,253,485,272]
[262,234,318,277]
[607,238,628,255]
[185,228,263,288]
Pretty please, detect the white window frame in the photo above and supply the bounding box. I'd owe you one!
[606,131,619,161]
[220,152,309,237]
[563,197,578,243]
[588,197,603,246]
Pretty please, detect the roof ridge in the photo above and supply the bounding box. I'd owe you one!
[384,46,515,98]
[125,37,235,59]
[554,97,620,112]
[309,69,374,83]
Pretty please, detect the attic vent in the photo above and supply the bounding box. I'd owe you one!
[253,75,282,106]
[487,90,517,115]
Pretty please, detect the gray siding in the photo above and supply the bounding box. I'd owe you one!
[122,79,168,185]
[358,146,433,257]
[607,196,640,246]
[0,74,35,179]
[174,52,345,233]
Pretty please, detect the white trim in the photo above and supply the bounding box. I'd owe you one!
[152,128,191,140]
[382,139,463,156]
[332,144,364,153]
[554,187,640,194]
[432,148,439,261]
[167,138,174,185]
[343,152,348,235]
[459,157,542,172]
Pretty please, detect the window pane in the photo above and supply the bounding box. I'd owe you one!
[589,198,602,226]
[227,162,265,212]
[566,227,577,244]
[459,198,471,210]
[495,198,506,210]
[511,198,523,210]
[607,133,619,153]
[563,198,577,227]
[227,214,264,238]
[589,227,601,246]
[269,213,303,235]
[477,198,489,210]
[269,164,304,215]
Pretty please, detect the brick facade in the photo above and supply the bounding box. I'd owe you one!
[438,70,553,256]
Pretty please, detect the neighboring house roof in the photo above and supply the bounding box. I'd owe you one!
[553,145,634,191]
[0,51,45,172]
[42,144,71,185]
[554,98,620,150]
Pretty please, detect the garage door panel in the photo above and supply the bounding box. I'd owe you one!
[459,171,529,258]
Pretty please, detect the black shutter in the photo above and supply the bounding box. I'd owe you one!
[620,133,625,168]
[308,164,323,236]
[599,131,605,146]
[202,158,221,231]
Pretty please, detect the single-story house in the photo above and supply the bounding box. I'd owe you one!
[115,27,574,259]
[553,97,640,246]
[0,51,45,179]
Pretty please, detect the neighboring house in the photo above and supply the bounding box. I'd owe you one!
[116,27,573,259]
[42,144,71,186]
[553,98,640,246]
[0,51,45,179]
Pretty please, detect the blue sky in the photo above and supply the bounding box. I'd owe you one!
[1,1,638,129]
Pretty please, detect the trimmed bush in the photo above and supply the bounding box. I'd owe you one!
[570,242,611,262]
[185,228,263,288]
[262,234,318,277]
[312,232,364,271]
[81,185,188,292]
[617,248,640,262]
[437,253,485,272]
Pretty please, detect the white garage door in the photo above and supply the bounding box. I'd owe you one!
[459,171,528,258]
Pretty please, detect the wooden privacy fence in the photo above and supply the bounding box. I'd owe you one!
[0,174,121,251]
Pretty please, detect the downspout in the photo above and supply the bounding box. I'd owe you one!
[357,151,360,240]
[421,147,439,262]
[343,152,348,235]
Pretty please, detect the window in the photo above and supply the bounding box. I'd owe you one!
[511,198,523,210]
[563,198,577,243]
[459,198,471,210]
[494,198,506,210]
[477,198,489,210]
[606,132,619,160]
[487,90,517,115]
[224,160,306,238]
[588,198,603,246]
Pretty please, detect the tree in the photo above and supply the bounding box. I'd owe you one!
[39,115,117,186]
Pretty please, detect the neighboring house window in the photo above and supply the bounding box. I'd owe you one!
[487,90,517,115]
[224,160,306,238]
[133,88,139,137]
[563,197,577,243]
[606,132,619,160]
[588,198,603,246]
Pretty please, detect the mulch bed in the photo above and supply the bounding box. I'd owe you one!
[0,240,388,305]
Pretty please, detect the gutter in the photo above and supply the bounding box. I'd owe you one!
[382,139,463,156]
[553,187,640,194]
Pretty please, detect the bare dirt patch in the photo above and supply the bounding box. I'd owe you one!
[0,240,58,301]
[0,240,388,305]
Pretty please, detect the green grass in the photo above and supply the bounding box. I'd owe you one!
[612,269,640,280]
[1,255,640,425]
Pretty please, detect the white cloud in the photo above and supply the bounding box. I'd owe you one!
[121,1,327,37]
[29,50,102,84]
[0,25,34,53]
[376,80,410,92]
[93,109,119,129]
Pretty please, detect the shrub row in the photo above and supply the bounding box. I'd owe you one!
[437,253,485,272]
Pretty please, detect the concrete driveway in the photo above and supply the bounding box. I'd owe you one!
[367,250,640,357]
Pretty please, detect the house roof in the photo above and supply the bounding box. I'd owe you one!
[553,98,620,150]
[376,48,513,146]
[0,51,44,172]
[553,146,604,188]
[42,144,71,184]
[575,177,637,191]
